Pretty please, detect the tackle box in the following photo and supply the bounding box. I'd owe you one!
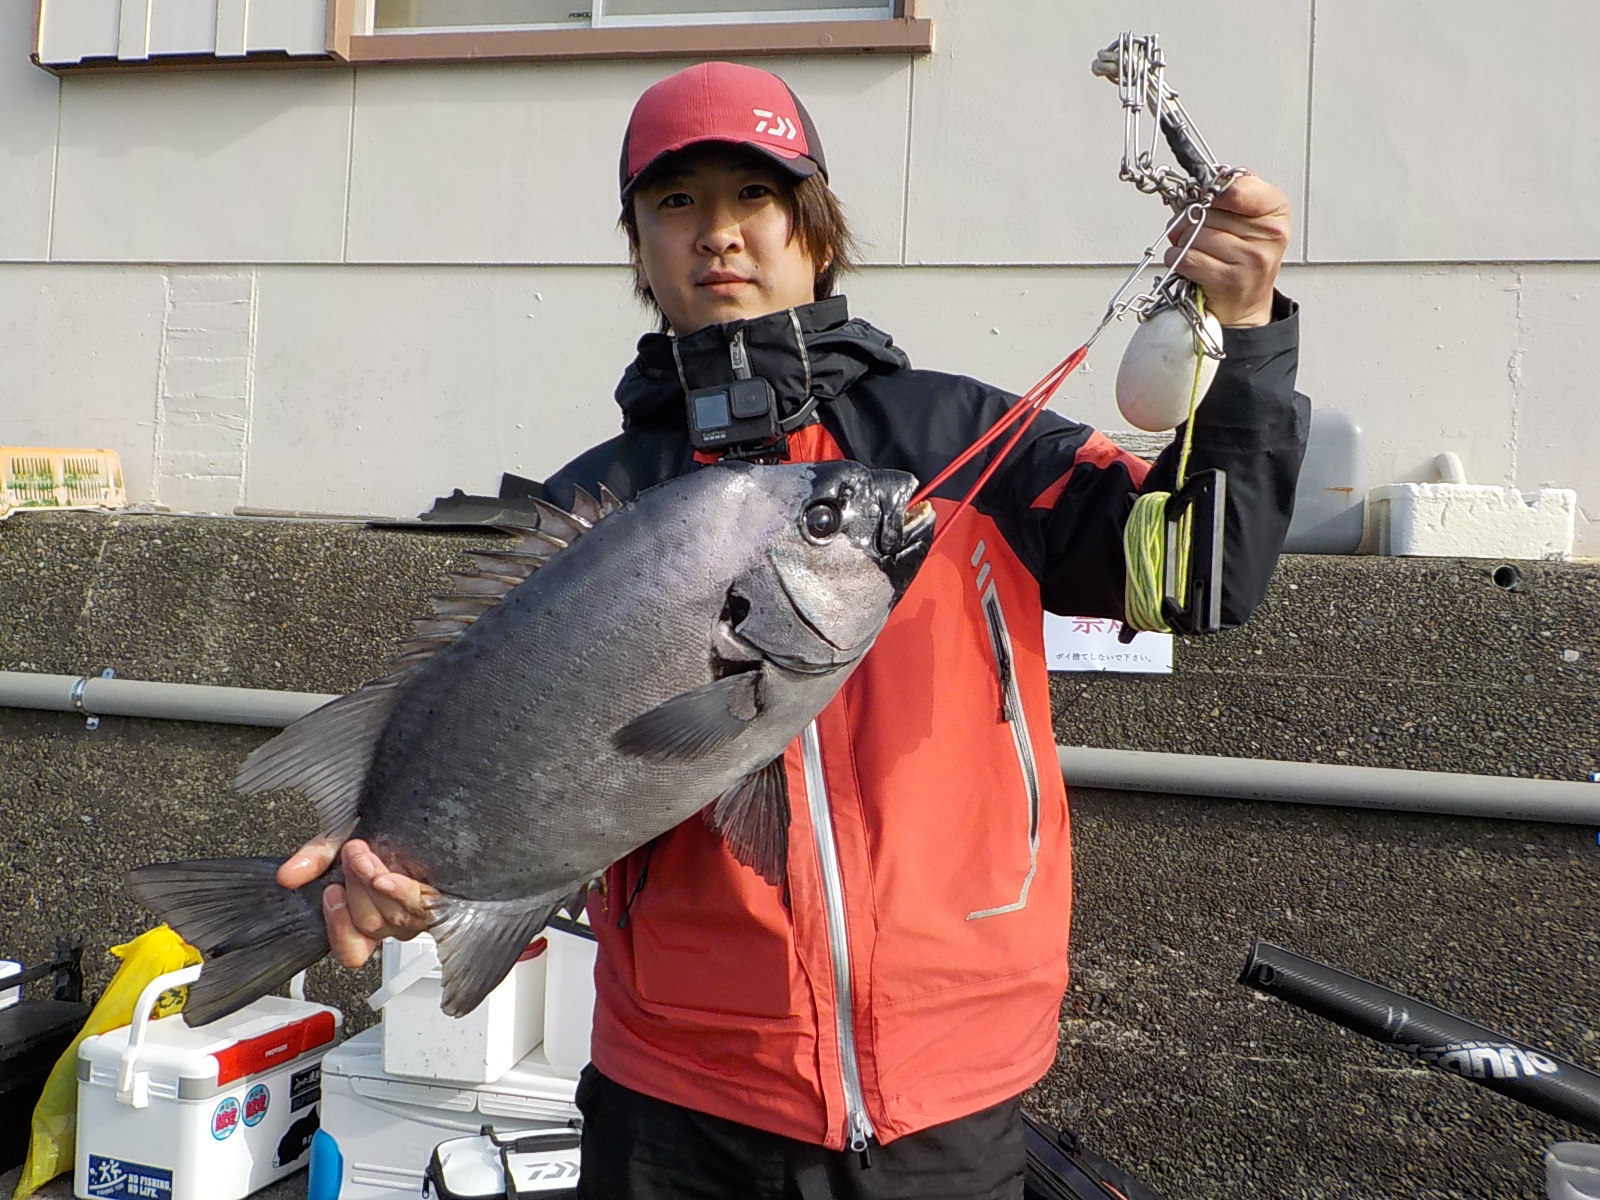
[423,1125,582,1199]
[311,1028,580,1200]
[74,965,342,1200]
[0,943,90,1173]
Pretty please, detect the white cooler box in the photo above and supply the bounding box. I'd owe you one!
[374,932,547,1085]
[311,1027,580,1200]
[75,965,342,1200]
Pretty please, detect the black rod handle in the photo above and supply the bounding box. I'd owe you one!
[1239,940,1600,1136]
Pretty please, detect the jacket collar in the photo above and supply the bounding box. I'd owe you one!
[615,296,909,431]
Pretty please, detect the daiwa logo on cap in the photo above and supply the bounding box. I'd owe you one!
[752,109,799,140]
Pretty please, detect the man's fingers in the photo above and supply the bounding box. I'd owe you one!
[340,839,436,940]
[1210,172,1290,220]
[323,884,379,970]
[277,837,340,889]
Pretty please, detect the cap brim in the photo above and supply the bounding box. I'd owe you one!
[621,139,823,200]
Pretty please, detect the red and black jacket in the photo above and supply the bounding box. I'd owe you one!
[541,294,1307,1149]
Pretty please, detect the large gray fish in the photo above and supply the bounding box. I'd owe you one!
[127,460,934,1025]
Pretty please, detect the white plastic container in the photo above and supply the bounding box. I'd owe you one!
[74,966,342,1200]
[541,921,597,1079]
[374,932,547,1084]
[0,961,19,1010]
[1546,1142,1600,1200]
[315,1027,580,1200]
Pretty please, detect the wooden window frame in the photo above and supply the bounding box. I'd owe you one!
[332,0,931,65]
[33,0,931,74]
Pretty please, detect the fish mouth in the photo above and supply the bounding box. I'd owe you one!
[879,498,935,596]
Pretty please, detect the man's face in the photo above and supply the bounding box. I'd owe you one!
[630,144,818,336]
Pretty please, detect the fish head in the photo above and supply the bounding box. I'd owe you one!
[725,461,935,673]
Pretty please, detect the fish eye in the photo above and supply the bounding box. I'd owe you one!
[802,501,843,542]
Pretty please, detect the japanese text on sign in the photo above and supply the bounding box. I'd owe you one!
[1043,615,1172,674]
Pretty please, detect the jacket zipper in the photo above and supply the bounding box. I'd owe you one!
[800,720,877,1159]
[967,583,1043,920]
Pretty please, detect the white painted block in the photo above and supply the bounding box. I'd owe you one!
[1368,483,1576,560]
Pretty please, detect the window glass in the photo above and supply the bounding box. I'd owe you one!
[372,0,892,32]
[608,0,888,16]
[373,0,581,32]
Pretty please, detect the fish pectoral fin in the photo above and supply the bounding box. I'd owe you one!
[428,893,566,1018]
[610,672,763,763]
[704,758,789,886]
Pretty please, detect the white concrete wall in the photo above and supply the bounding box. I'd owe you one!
[1,0,1596,552]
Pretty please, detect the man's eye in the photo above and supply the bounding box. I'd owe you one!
[740,184,773,201]
[660,192,693,209]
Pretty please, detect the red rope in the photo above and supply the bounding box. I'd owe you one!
[911,344,1089,555]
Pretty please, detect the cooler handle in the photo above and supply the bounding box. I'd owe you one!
[117,964,202,1108]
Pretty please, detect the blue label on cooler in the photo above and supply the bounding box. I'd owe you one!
[84,1156,174,1200]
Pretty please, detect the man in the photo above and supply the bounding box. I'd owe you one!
[282,60,1306,1198]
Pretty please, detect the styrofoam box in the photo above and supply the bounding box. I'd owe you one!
[378,932,546,1084]
[75,995,342,1200]
[316,1027,579,1200]
[0,961,19,1010]
[542,922,597,1080]
[1368,483,1577,559]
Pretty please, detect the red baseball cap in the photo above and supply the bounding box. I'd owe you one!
[619,61,827,201]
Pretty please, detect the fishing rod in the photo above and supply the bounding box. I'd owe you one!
[911,33,1246,637]
[1240,941,1600,1136]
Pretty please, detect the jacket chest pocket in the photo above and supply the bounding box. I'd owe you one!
[966,583,1043,920]
[622,823,801,1020]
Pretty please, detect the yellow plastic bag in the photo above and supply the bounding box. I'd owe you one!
[11,926,202,1200]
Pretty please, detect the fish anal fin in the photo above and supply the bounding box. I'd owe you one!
[611,673,763,763]
[705,759,790,886]
[233,682,403,839]
[429,893,565,1018]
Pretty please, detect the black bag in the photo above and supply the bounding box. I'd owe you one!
[1022,1108,1174,1200]
[0,940,89,1173]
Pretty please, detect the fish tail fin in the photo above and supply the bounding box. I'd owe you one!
[125,857,333,1027]
[430,887,584,1018]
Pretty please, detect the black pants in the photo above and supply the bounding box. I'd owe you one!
[574,1066,1025,1200]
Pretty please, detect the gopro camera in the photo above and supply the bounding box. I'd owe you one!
[686,378,782,457]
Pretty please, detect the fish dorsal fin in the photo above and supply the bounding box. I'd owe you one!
[704,757,790,885]
[528,496,592,541]
[233,679,408,839]
[383,517,581,674]
[569,485,604,525]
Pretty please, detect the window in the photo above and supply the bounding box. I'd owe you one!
[338,0,930,65]
[371,0,897,35]
[34,0,929,72]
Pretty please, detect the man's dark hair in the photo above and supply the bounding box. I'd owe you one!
[618,149,857,333]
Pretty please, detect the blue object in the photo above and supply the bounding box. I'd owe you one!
[307,1129,343,1200]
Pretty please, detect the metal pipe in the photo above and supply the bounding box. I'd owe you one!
[1060,745,1600,826]
[1,671,1594,825]
[0,671,333,728]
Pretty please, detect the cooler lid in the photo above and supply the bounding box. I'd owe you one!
[79,997,339,1086]
[478,1046,580,1114]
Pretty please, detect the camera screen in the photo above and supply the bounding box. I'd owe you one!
[692,391,731,432]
